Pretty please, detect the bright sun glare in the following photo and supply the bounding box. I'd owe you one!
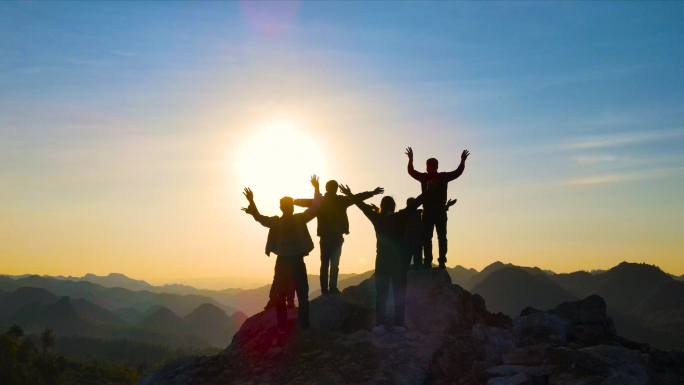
[235,118,328,211]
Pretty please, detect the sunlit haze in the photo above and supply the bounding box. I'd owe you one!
[1,2,683,288]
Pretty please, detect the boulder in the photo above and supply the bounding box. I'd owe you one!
[513,295,615,347]
[341,268,511,334]
[502,344,550,366]
[546,345,650,385]
[487,373,532,385]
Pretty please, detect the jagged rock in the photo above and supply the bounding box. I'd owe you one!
[139,269,506,385]
[502,344,550,366]
[546,345,650,384]
[341,269,510,333]
[137,272,684,385]
[513,295,615,347]
[472,324,517,367]
[487,373,531,385]
[484,365,555,378]
[519,307,541,317]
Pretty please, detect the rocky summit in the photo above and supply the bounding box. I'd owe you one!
[137,269,684,385]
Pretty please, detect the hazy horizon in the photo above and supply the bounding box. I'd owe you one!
[2,258,682,292]
[1,2,683,282]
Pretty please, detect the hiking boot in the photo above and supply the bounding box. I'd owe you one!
[420,264,432,270]
[438,263,446,269]
[264,299,277,309]
[372,325,386,334]
[321,288,329,295]
[329,288,341,295]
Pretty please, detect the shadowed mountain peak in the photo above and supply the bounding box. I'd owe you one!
[0,287,59,319]
[472,266,576,317]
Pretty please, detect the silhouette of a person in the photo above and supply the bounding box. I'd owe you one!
[403,198,423,270]
[404,197,458,270]
[265,275,295,310]
[294,181,384,295]
[339,184,426,334]
[405,147,470,269]
[242,175,322,331]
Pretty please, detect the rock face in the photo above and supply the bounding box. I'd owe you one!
[137,270,684,385]
[513,295,616,347]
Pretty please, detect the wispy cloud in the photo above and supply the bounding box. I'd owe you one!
[563,167,684,186]
[562,130,684,150]
[573,155,618,165]
[110,50,153,58]
[70,58,115,67]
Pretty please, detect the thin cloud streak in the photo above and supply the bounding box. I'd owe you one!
[563,167,684,186]
[563,130,684,150]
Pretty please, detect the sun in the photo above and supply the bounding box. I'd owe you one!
[235,118,329,211]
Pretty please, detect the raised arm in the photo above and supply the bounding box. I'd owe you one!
[339,184,378,222]
[446,198,457,211]
[241,188,278,228]
[406,147,424,180]
[299,175,322,223]
[344,186,384,207]
[444,150,470,182]
[293,198,313,208]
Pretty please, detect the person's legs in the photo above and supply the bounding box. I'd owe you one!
[289,255,310,329]
[274,256,292,330]
[374,259,391,326]
[415,246,423,269]
[406,246,423,270]
[435,214,448,267]
[319,238,332,293]
[403,247,413,271]
[328,236,344,292]
[286,282,296,308]
[265,268,278,309]
[422,214,436,268]
[393,261,408,327]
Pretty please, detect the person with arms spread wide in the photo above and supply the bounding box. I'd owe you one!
[294,180,383,295]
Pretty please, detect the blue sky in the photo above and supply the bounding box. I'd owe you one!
[1,2,683,284]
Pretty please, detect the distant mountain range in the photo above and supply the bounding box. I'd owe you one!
[0,276,247,349]
[3,261,684,350]
[465,261,684,349]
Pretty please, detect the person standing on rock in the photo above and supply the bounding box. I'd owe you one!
[264,275,295,310]
[405,147,470,269]
[403,197,424,270]
[242,175,322,331]
[339,184,427,334]
[294,181,384,295]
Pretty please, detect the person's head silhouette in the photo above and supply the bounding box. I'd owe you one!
[379,196,396,215]
[280,196,294,215]
[426,158,439,174]
[326,180,338,194]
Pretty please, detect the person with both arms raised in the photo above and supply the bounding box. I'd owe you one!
[339,183,428,334]
[405,147,470,269]
[242,175,322,332]
[294,180,384,295]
